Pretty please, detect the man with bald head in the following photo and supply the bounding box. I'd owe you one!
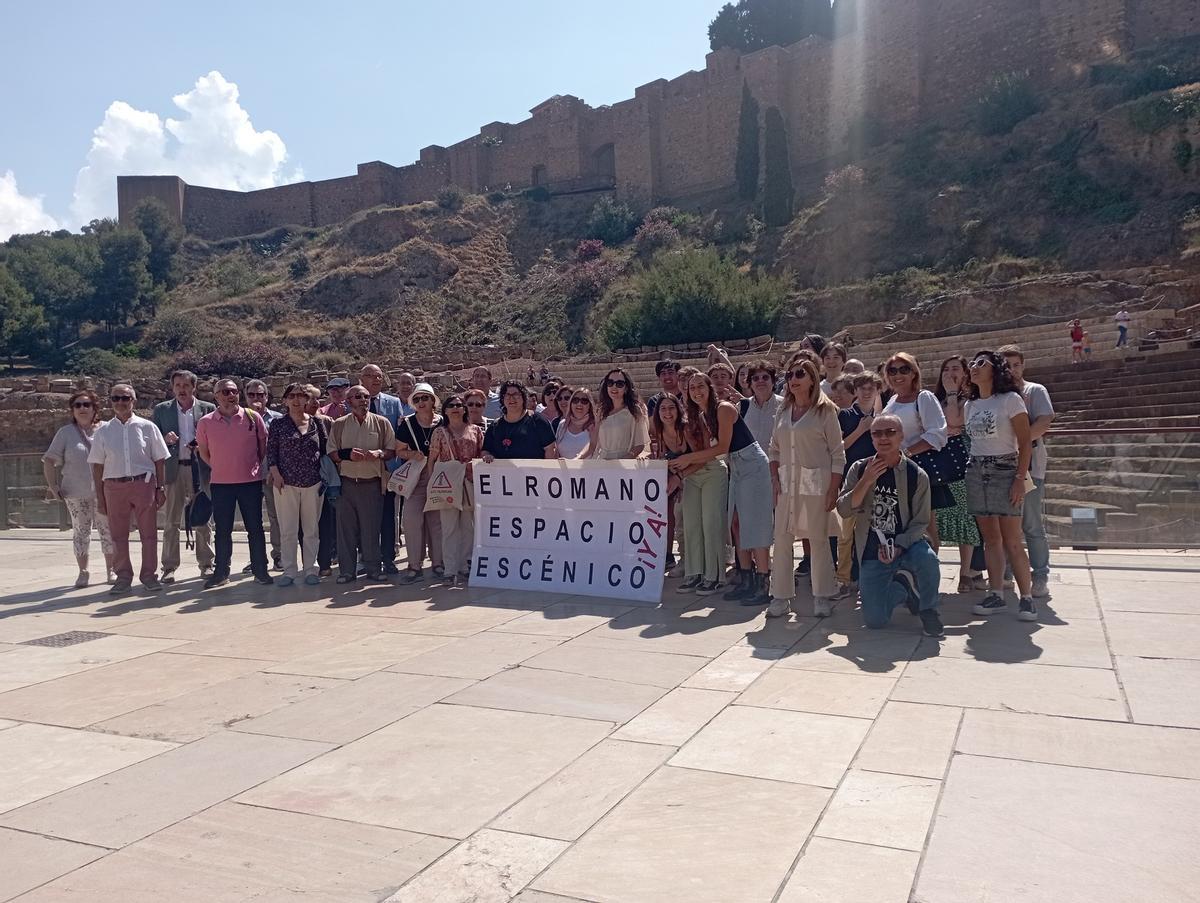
[89,384,170,594]
[837,412,944,638]
[360,364,404,573]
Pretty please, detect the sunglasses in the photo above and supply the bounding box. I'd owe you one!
[968,359,990,369]
[750,373,773,382]
[571,398,590,405]
[72,401,93,409]
[466,401,484,408]
[218,388,240,396]
[348,393,369,400]
[413,395,433,404]
[870,428,900,438]
[444,402,464,409]
[605,379,627,389]
[885,364,913,376]
[785,369,809,381]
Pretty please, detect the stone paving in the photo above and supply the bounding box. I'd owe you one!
[0,531,1197,902]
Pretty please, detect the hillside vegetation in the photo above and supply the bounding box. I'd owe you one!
[2,35,1199,378]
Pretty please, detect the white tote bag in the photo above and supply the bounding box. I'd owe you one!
[387,459,421,500]
[423,459,467,512]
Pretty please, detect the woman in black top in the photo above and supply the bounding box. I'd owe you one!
[482,381,558,460]
[395,384,444,583]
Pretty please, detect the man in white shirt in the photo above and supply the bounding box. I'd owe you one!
[1114,308,1131,348]
[89,384,170,594]
[1001,346,1055,599]
[152,369,216,582]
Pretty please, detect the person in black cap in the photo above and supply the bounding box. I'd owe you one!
[320,377,351,419]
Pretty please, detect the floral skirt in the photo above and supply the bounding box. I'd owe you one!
[936,479,980,546]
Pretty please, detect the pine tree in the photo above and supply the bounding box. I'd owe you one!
[761,107,794,227]
[735,84,761,201]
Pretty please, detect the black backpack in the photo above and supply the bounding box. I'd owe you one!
[184,459,212,549]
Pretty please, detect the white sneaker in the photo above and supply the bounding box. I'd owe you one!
[813,597,834,618]
[766,596,792,618]
[1031,575,1050,599]
[830,582,853,601]
[74,570,89,589]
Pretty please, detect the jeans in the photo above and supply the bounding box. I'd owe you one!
[1005,476,1050,579]
[859,539,941,629]
[212,481,269,580]
[1116,324,1128,347]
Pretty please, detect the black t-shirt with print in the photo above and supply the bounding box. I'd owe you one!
[483,413,556,459]
[862,469,904,562]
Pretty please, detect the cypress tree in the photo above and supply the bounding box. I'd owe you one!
[761,106,794,227]
[735,83,761,201]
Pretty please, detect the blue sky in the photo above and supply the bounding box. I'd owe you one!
[0,0,716,237]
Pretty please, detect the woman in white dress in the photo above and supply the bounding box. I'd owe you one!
[594,368,649,459]
[555,388,599,460]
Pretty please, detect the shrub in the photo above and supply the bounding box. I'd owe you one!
[896,127,941,184]
[288,254,310,280]
[823,164,866,198]
[435,184,466,211]
[574,239,604,262]
[486,191,507,205]
[586,196,639,244]
[211,257,256,297]
[167,337,301,378]
[601,249,787,349]
[1128,92,1199,134]
[114,342,141,358]
[140,308,200,355]
[68,348,126,377]
[1040,165,1138,222]
[1174,140,1194,172]
[974,72,1040,136]
[523,185,551,203]
[633,219,680,258]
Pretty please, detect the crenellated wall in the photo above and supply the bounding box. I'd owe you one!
[116,0,1193,240]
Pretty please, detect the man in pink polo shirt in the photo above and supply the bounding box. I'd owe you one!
[196,377,271,589]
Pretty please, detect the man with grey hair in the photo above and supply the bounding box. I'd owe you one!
[360,363,404,573]
[89,384,170,594]
[395,371,417,417]
[837,412,944,637]
[152,369,215,582]
[245,378,283,572]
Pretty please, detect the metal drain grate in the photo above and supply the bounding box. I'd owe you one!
[20,631,111,648]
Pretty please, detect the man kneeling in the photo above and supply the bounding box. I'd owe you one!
[837,414,944,638]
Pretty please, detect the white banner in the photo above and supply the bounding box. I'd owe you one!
[471,459,669,603]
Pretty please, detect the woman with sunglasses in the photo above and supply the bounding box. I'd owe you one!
[43,390,115,587]
[670,373,772,602]
[934,355,984,593]
[965,350,1037,620]
[653,394,690,574]
[595,368,649,459]
[428,394,485,587]
[552,385,574,433]
[767,358,845,617]
[463,388,491,430]
[538,381,563,425]
[555,389,598,460]
[882,352,951,543]
[395,383,445,584]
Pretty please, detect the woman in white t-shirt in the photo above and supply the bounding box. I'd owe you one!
[555,388,598,460]
[594,368,650,459]
[964,349,1036,621]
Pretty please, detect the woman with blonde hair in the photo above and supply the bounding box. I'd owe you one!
[428,393,485,587]
[43,390,115,587]
[768,358,845,617]
[556,388,599,460]
[595,368,649,459]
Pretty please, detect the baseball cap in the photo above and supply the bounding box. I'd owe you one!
[326,377,351,389]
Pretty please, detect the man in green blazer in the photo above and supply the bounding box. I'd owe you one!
[152,369,215,582]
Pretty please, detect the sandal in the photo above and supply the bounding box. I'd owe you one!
[397,569,424,585]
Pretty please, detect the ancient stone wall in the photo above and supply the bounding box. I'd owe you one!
[115,0,1194,239]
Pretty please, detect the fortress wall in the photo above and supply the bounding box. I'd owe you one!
[655,67,742,198]
[1041,0,1129,82]
[117,175,186,227]
[185,182,314,238]
[311,175,369,225]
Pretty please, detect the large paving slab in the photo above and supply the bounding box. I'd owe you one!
[736,667,896,719]
[445,666,667,722]
[172,612,385,661]
[534,765,829,903]
[0,729,332,848]
[1114,655,1200,728]
[0,634,185,692]
[778,836,919,903]
[519,638,710,688]
[384,631,562,680]
[916,755,1200,903]
[237,703,612,838]
[0,827,108,901]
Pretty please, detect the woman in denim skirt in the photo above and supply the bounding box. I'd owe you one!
[964,350,1038,621]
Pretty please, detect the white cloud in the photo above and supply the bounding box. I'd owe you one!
[70,71,302,226]
[0,170,61,242]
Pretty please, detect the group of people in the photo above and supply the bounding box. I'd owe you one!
[44,340,1056,638]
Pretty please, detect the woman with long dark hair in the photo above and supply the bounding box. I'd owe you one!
[595,368,649,459]
[670,374,729,595]
[669,373,774,605]
[43,390,115,587]
[653,393,690,574]
[934,355,983,591]
[767,358,845,618]
[965,350,1036,620]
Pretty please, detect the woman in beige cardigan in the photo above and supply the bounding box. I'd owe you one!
[768,358,846,618]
